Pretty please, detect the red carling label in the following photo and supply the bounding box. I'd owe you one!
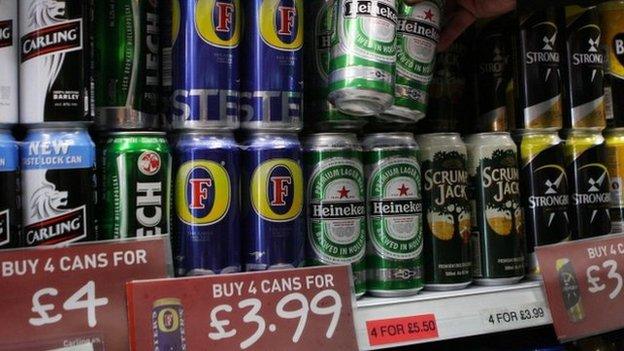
[0,20,12,48]
[20,19,82,62]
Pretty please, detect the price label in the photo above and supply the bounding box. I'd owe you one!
[0,237,168,351]
[366,314,438,346]
[126,265,358,351]
[480,302,550,331]
[536,234,624,341]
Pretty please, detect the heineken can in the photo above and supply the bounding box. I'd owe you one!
[0,129,19,249]
[512,7,563,130]
[516,130,570,278]
[564,129,611,239]
[20,0,93,125]
[556,258,585,323]
[417,133,472,290]
[304,0,366,132]
[100,132,172,239]
[475,17,512,133]
[466,132,525,285]
[562,6,606,130]
[604,128,624,233]
[304,133,366,297]
[599,2,624,128]
[362,133,423,297]
[0,0,17,125]
[95,0,161,130]
[328,0,397,117]
[379,0,443,123]
[152,298,187,351]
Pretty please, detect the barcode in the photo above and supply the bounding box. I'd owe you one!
[162,47,172,87]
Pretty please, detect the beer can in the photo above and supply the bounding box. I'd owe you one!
[466,132,525,285]
[512,7,563,130]
[416,133,472,290]
[173,132,240,276]
[516,130,570,278]
[160,0,172,127]
[363,132,423,297]
[20,0,93,125]
[170,0,240,130]
[304,133,366,297]
[556,258,585,323]
[241,132,304,270]
[94,0,161,130]
[21,127,96,246]
[475,17,512,133]
[0,0,17,126]
[379,0,443,123]
[599,1,624,128]
[100,132,172,239]
[562,6,606,130]
[604,128,624,233]
[564,129,611,239]
[328,0,397,117]
[0,129,19,249]
[240,0,303,131]
[304,0,366,132]
[152,298,187,351]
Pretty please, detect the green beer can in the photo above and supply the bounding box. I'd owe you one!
[363,133,424,297]
[95,0,161,130]
[304,133,367,298]
[100,132,172,239]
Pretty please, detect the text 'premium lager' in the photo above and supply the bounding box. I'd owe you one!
[466,132,525,284]
[304,133,366,297]
[599,1,624,127]
[329,0,397,116]
[0,0,17,125]
[417,133,472,290]
[20,0,92,124]
[363,133,423,296]
[95,0,160,130]
[0,130,19,249]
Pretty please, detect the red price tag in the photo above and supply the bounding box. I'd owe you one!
[0,237,168,351]
[126,265,359,351]
[366,314,439,346]
[536,234,624,341]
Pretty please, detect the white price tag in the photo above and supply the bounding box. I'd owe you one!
[480,302,550,331]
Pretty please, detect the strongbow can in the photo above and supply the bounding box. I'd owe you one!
[516,130,570,278]
[0,130,19,249]
[100,132,172,239]
[170,0,240,130]
[599,2,624,127]
[603,128,624,233]
[512,7,563,130]
[363,133,423,296]
[562,6,606,130]
[328,0,397,116]
[417,133,472,290]
[556,258,585,322]
[0,0,17,125]
[466,132,525,285]
[20,0,92,124]
[240,0,303,131]
[95,0,161,130]
[304,133,366,297]
[564,129,611,239]
[152,298,187,351]
[241,132,304,270]
[379,0,443,123]
[173,132,240,275]
[21,127,96,246]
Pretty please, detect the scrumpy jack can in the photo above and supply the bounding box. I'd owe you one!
[0,130,19,249]
[304,133,367,297]
[466,132,525,285]
[0,0,17,125]
[417,133,472,290]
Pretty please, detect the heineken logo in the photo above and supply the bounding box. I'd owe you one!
[371,199,421,215]
[21,19,83,62]
[251,159,303,222]
[259,0,303,51]
[25,205,87,246]
[139,151,162,176]
[310,202,366,219]
[0,20,12,48]
[194,0,241,48]
[343,0,398,24]
[0,209,9,247]
[397,18,439,43]
[176,161,231,225]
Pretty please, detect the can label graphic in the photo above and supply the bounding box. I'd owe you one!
[152,298,187,350]
[600,3,624,127]
[605,132,624,233]
[0,133,19,248]
[556,258,585,323]
[0,0,18,125]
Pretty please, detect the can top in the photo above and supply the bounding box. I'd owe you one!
[513,129,560,137]
[361,132,417,150]
[152,298,182,308]
[304,133,359,150]
[415,132,462,146]
[465,131,514,145]
[27,125,90,132]
[562,128,603,138]
[108,131,167,137]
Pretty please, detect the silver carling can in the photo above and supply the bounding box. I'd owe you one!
[0,0,18,125]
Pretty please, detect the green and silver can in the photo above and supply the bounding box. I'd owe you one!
[304,133,367,298]
[100,132,172,239]
[363,133,423,297]
[94,0,161,130]
[379,0,444,123]
[328,0,397,117]
[417,133,472,290]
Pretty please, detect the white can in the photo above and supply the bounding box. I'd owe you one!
[0,0,18,125]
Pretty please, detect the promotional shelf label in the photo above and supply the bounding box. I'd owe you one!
[126,265,358,351]
[366,314,439,346]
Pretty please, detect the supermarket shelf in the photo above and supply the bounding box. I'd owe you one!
[354,281,552,350]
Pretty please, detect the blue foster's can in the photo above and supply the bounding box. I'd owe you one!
[241,132,304,270]
[173,131,240,275]
[0,129,19,249]
[240,0,303,131]
[171,0,240,130]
